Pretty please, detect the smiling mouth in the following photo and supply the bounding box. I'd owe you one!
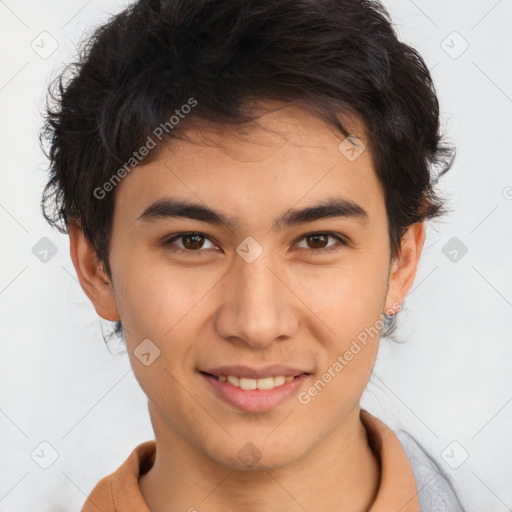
[200,371,304,391]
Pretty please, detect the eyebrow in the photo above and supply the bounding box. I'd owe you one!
[137,197,368,231]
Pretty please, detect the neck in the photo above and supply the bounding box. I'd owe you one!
[139,404,380,512]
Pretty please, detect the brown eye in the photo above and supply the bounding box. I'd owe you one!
[181,233,205,250]
[295,232,347,253]
[164,232,217,254]
[305,233,329,249]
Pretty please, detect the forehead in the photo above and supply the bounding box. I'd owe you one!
[113,104,384,230]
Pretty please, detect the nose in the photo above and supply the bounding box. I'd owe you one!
[214,250,299,349]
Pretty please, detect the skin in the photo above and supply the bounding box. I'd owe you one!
[69,103,425,512]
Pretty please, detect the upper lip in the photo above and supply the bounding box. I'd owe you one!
[200,365,310,379]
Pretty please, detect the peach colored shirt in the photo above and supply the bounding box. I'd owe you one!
[81,410,421,512]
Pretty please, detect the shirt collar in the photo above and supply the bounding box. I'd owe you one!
[86,409,421,511]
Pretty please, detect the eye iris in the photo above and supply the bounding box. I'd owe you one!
[307,234,328,249]
[183,234,204,250]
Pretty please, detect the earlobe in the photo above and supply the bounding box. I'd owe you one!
[68,219,120,322]
[384,221,426,314]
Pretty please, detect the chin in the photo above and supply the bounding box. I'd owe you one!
[208,442,305,472]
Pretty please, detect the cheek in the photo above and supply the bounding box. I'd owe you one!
[336,271,388,341]
[293,254,388,394]
[110,248,182,334]
[109,252,228,424]
[294,253,389,341]
[111,265,202,415]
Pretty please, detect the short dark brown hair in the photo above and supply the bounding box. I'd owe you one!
[40,0,455,340]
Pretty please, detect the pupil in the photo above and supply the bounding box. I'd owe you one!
[309,234,327,249]
[184,234,203,250]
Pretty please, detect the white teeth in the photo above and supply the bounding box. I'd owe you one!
[257,377,275,390]
[215,374,297,390]
[273,376,286,386]
[240,377,258,390]
[227,375,240,387]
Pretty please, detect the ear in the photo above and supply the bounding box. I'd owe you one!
[68,219,120,321]
[384,221,426,315]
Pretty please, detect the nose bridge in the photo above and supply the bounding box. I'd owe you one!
[215,248,296,347]
[238,255,279,313]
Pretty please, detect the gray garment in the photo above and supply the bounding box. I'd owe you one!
[395,430,466,512]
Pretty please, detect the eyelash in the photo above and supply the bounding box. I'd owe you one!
[162,231,348,256]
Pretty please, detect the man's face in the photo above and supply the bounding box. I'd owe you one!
[107,105,398,469]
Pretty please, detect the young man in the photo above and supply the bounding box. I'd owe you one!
[41,0,464,510]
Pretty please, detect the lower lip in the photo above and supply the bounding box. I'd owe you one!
[201,372,309,413]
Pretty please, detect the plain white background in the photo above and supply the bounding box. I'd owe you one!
[0,0,511,510]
